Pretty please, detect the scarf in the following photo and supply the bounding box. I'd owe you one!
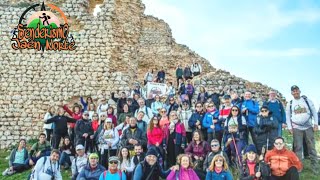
[215,167,222,174]
[169,119,178,134]
[247,160,256,176]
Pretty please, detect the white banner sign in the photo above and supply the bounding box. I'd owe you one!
[146,82,167,99]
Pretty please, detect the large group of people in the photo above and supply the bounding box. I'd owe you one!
[2,68,319,180]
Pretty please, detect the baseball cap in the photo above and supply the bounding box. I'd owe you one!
[291,85,299,91]
[76,144,84,150]
[108,156,119,162]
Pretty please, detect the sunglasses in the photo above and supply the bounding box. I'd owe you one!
[84,114,89,116]
[208,105,214,107]
[170,99,174,101]
[211,144,219,147]
[274,142,284,146]
[231,109,238,112]
[215,159,223,162]
[109,161,118,164]
[196,106,202,108]
[261,110,268,112]
[161,111,166,113]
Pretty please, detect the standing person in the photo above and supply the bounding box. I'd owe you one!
[97,98,109,116]
[63,103,83,144]
[159,108,170,129]
[99,156,126,180]
[134,98,153,124]
[286,85,319,173]
[45,106,77,149]
[240,144,270,180]
[166,97,179,117]
[188,102,206,140]
[118,147,134,179]
[43,106,55,143]
[147,116,164,153]
[184,65,192,80]
[164,111,186,167]
[98,118,119,168]
[231,92,243,107]
[203,139,229,172]
[166,82,175,98]
[263,90,286,136]
[77,153,106,180]
[117,92,127,118]
[133,148,171,180]
[191,62,202,77]
[254,106,278,154]
[179,101,193,142]
[87,103,97,120]
[219,95,232,127]
[59,137,75,169]
[176,64,183,87]
[144,69,154,85]
[241,91,259,146]
[2,139,29,176]
[205,154,233,180]
[157,68,166,83]
[29,149,62,180]
[136,112,148,135]
[185,80,194,105]
[106,106,117,127]
[115,115,130,138]
[210,90,224,109]
[75,111,94,152]
[71,145,88,180]
[202,103,221,144]
[167,154,200,180]
[151,95,164,116]
[25,133,51,167]
[120,117,147,155]
[197,86,209,104]
[265,137,302,179]
[80,96,94,112]
[118,104,133,125]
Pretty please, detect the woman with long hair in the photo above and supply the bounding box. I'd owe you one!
[119,146,135,180]
[59,136,75,169]
[206,154,233,180]
[147,116,164,166]
[106,106,117,127]
[43,106,55,143]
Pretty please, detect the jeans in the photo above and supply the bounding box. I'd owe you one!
[59,152,72,166]
[270,166,299,180]
[293,127,318,166]
[12,163,28,172]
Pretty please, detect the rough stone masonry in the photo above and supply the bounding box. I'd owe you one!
[0,0,284,149]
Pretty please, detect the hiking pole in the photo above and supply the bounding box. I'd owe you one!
[257,146,266,180]
[108,143,111,161]
[220,128,227,156]
[266,131,269,151]
[231,133,242,169]
[84,136,87,153]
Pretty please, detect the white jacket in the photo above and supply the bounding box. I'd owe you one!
[98,128,119,151]
[43,112,53,130]
[31,156,62,180]
[71,154,88,175]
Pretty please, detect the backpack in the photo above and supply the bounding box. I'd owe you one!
[289,95,314,126]
[103,170,122,179]
[28,156,60,180]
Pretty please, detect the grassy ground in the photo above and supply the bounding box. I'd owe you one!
[0,130,319,179]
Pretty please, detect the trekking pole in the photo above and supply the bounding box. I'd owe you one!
[266,131,269,151]
[108,144,110,161]
[257,146,266,180]
[231,133,242,169]
[84,136,87,153]
[220,128,227,156]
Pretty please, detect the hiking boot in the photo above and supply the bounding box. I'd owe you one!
[2,168,9,176]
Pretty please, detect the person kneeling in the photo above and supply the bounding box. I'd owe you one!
[265,137,302,180]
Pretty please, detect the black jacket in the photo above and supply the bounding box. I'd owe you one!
[254,114,278,153]
[121,126,147,150]
[45,115,76,136]
[75,119,94,138]
[240,161,270,180]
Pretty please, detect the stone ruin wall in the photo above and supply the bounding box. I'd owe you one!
[0,0,283,149]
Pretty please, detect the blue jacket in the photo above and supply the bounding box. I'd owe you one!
[99,170,126,180]
[202,111,221,133]
[205,170,233,180]
[133,161,170,180]
[241,100,259,127]
[262,100,286,124]
[77,164,106,180]
[188,112,205,132]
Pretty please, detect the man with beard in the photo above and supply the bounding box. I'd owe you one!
[75,111,94,152]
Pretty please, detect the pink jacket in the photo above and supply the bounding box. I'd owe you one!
[147,127,163,145]
[167,167,200,180]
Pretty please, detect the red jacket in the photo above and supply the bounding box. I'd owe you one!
[265,147,302,176]
[91,120,99,132]
[147,127,163,145]
[63,105,82,128]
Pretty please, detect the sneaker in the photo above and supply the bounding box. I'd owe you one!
[7,170,15,175]
[2,168,9,176]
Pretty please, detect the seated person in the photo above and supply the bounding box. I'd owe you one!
[2,139,29,176]
[71,144,88,180]
[77,153,105,180]
[25,133,51,167]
